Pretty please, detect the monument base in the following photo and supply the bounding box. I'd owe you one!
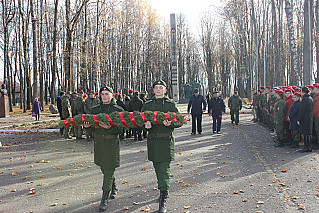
[0,96,10,117]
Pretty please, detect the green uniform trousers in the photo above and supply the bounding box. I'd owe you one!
[291,129,300,142]
[275,123,285,141]
[74,126,83,138]
[153,161,171,191]
[63,126,70,138]
[101,168,115,191]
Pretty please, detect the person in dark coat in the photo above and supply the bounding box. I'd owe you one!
[128,92,144,141]
[56,91,64,118]
[288,93,301,148]
[187,88,207,135]
[32,98,42,121]
[208,91,225,134]
[297,87,314,152]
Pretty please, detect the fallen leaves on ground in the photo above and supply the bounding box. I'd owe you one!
[242,199,248,202]
[51,203,58,206]
[298,204,306,210]
[281,169,287,172]
[183,206,191,209]
[123,181,128,184]
[279,182,287,186]
[257,201,264,204]
[141,206,150,211]
[141,168,146,171]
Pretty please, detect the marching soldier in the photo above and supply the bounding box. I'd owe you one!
[61,91,72,139]
[142,80,181,213]
[83,86,124,212]
[228,91,242,125]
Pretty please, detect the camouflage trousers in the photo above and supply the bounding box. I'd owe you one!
[291,129,300,142]
[275,122,285,141]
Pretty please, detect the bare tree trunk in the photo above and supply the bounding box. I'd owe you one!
[51,0,59,104]
[303,0,313,85]
[30,0,38,102]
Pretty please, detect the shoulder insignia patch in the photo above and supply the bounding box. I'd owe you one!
[91,104,100,109]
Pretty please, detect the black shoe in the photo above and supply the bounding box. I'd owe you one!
[109,182,118,199]
[198,132,202,135]
[298,149,312,153]
[231,121,234,124]
[217,132,222,134]
[138,137,143,141]
[99,191,110,212]
[235,123,239,125]
[213,131,216,134]
[191,132,196,135]
[134,136,137,141]
[274,140,284,147]
[159,191,168,213]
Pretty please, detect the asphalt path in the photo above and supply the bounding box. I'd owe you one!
[0,107,318,213]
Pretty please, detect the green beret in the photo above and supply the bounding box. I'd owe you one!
[152,80,167,88]
[100,86,113,94]
[89,90,95,94]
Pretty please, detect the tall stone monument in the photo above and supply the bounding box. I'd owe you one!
[170,14,179,102]
[0,83,10,117]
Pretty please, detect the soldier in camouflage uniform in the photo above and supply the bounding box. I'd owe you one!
[268,89,277,131]
[84,91,100,141]
[228,91,242,125]
[73,92,85,139]
[61,92,72,139]
[273,89,286,147]
[261,86,271,128]
[83,86,124,212]
[252,89,258,121]
[257,87,265,123]
[142,80,182,213]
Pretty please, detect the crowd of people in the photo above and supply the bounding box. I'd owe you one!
[55,80,179,213]
[252,84,319,152]
[56,89,149,141]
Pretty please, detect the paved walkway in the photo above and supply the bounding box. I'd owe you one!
[1,105,318,212]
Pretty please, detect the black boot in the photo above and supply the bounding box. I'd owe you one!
[110,182,118,199]
[159,191,168,213]
[275,140,284,147]
[299,135,312,152]
[138,133,143,141]
[99,190,110,212]
[290,141,299,148]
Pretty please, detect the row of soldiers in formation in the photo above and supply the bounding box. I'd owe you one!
[252,84,319,152]
[56,89,150,140]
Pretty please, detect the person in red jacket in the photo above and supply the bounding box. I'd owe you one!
[283,88,294,145]
[312,83,319,148]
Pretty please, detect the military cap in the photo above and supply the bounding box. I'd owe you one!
[260,86,265,89]
[292,86,298,89]
[275,89,284,94]
[95,92,99,96]
[302,87,309,94]
[306,85,314,89]
[213,91,219,94]
[266,86,271,89]
[100,86,113,94]
[83,94,87,98]
[128,89,134,93]
[59,91,65,96]
[193,88,199,93]
[79,89,84,93]
[313,83,319,88]
[152,80,167,88]
[269,90,273,92]
[89,90,95,94]
[258,89,261,92]
[294,92,301,97]
[234,91,238,94]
